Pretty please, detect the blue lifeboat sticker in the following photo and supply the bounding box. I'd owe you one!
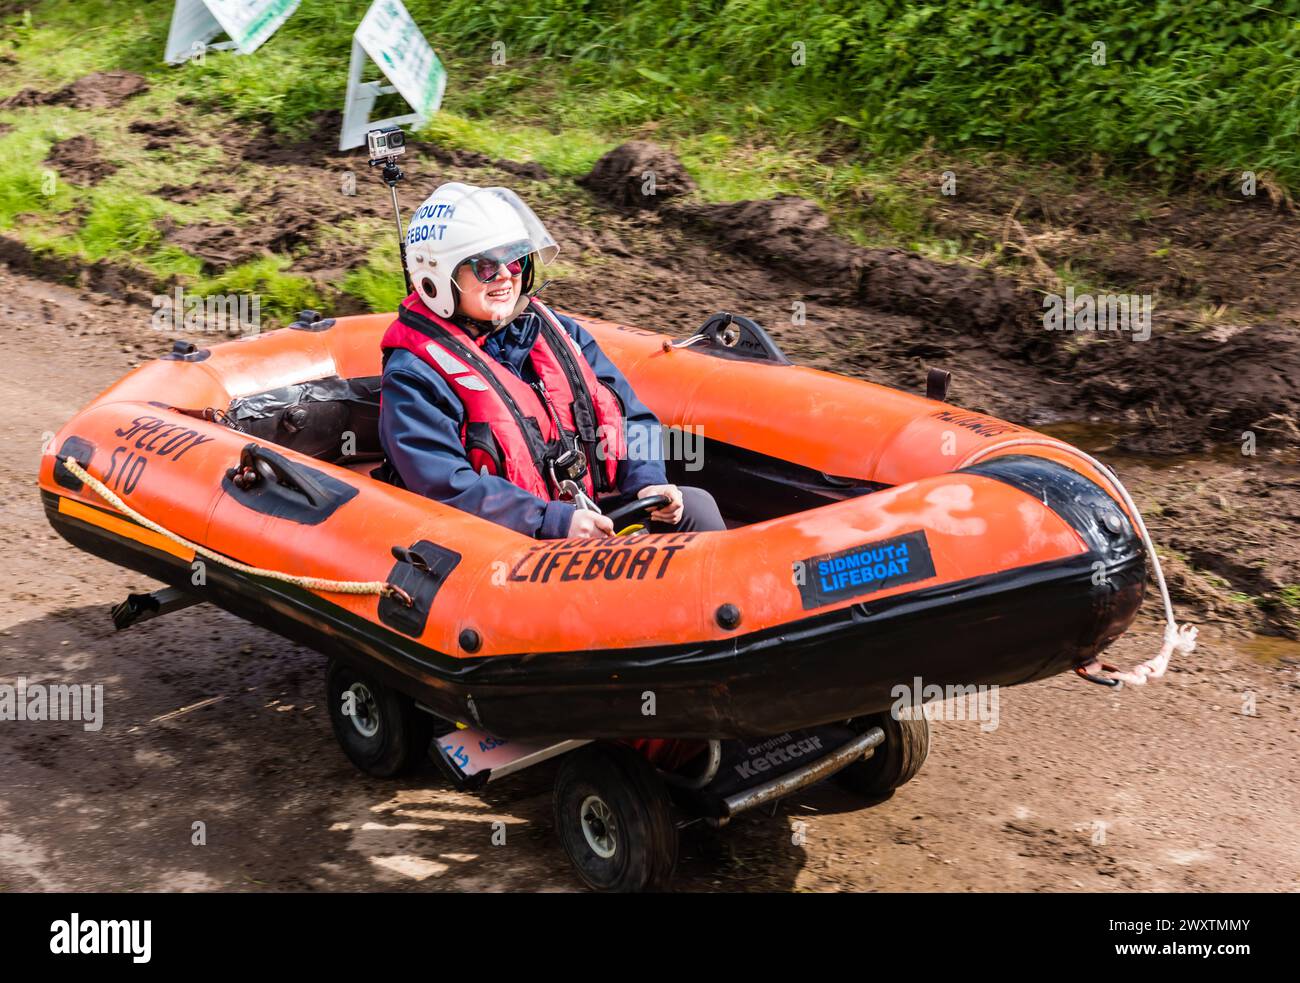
[796,530,936,609]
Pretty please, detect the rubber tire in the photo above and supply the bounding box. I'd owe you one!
[833,711,930,799]
[326,658,435,778]
[553,743,679,893]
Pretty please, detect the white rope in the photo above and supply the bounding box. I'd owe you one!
[961,439,1197,688]
[63,457,409,604]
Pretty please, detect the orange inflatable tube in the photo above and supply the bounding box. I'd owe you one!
[38,310,1145,739]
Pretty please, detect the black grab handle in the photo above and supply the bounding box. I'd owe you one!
[224,443,359,525]
[693,312,792,365]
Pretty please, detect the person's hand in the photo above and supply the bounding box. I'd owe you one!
[637,484,684,525]
[568,507,614,538]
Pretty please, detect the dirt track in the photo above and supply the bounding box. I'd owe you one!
[2,257,1298,892]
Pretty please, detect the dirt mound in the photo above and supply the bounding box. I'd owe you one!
[129,118,187,151]
[666,184,1035,339]
[1069,319,1300,454]
[843,245,1300,452]
[856,249,1036,343]
[43,135,117,186]
[62,70,148,109]
[579,141,697,209]
[161,186,339,272]
[492,158,549,181]
[2,71,148,110]
[0,87,47,108]
[237,110,345,166]
[677,194,860,283]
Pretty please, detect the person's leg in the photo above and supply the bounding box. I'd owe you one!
[650,485,725,533]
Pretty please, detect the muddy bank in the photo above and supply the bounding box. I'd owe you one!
[578,142,1300,458]
[160,186,329,273]
[927,160,1300,319]
[0,234,157,305]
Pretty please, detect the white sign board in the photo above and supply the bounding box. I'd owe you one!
[339,0,447,151]
[165,0,300,65]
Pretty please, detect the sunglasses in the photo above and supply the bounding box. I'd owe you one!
[464,253,529,283]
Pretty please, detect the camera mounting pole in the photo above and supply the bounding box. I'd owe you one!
[380,160,413,297]
[367,127,413,297]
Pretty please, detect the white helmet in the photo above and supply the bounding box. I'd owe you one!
[404,182,559,320]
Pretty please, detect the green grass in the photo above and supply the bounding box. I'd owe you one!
[204,256,322,322]
[341,238,406,315]
[9,1,1298,190]
[418,112,609,178]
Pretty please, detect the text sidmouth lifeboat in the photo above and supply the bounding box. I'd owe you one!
[39,308,1148,741]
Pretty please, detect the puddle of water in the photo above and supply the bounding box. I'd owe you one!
[1035,421,1133,454]
[1240,635,1300,666]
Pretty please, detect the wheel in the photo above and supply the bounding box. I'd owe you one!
[833,711,930,799]
[326,658,435,778]
[553,743,679,892]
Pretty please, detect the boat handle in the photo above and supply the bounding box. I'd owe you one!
[391,544,434,574]
[228,443,330,509]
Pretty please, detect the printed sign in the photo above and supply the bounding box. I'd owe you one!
[164,0,299,65]
[436,725,587,789]
[795,530,937,610]
[439,730,516,778]
[339,0,447,150]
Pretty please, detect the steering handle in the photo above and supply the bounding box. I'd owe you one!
[603,494,671,527]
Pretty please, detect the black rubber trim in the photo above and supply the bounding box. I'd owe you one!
[53,436,95,491]
[379,540,461,637]
[289,309,336,332]
[44,488,1145,741]
[161,340,211,362]
[222,444,359,525]
[961,454,1138,560]
[926,367,952,401]
[395,304,553,485]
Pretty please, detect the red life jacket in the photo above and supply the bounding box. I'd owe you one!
[380,293,626,501]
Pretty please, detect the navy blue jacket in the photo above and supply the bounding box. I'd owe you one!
[380,308,668,538]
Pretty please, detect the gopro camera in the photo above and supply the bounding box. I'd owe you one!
[366,125,406,165]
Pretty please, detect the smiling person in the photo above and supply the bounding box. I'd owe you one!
[379,182,725,539]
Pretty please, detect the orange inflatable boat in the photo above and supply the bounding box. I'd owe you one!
[40,309,1151,741]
